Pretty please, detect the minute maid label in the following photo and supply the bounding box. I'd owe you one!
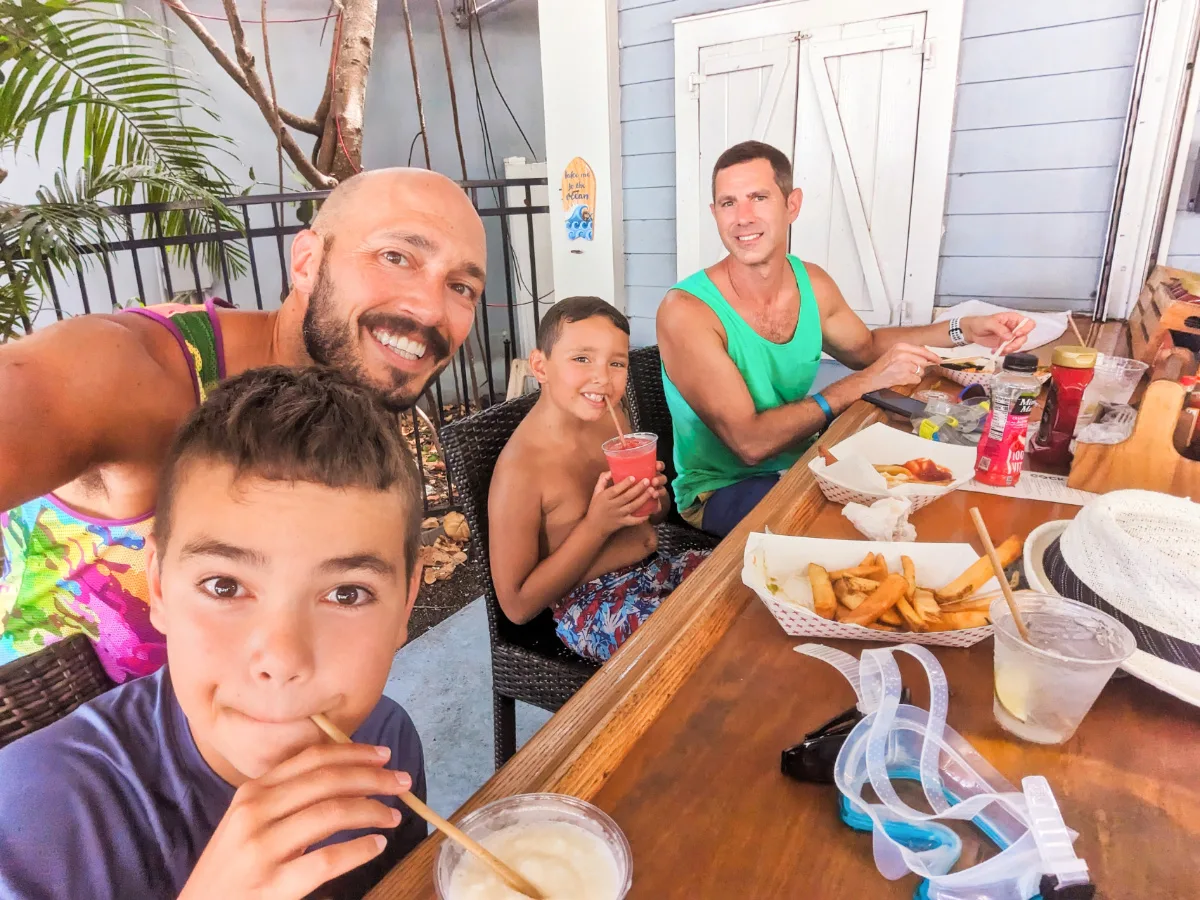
[562,156,596,241]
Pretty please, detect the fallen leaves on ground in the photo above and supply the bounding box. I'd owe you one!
[421,535,470,584]
[400,402,476,513]
[442,511,469,542]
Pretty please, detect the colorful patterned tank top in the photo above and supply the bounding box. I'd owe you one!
[0,300,226,683]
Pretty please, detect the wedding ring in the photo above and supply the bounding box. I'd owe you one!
[915,364,923,377]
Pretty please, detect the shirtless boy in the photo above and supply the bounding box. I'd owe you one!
[488,297,709,662]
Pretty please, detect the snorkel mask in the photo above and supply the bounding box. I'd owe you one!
[793,643,1095,900]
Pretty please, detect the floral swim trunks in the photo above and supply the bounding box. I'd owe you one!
[554,548,710,663]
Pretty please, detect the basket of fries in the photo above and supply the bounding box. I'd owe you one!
[743,532,1022,647]
[809,422,977,512]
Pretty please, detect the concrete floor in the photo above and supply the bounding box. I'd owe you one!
[383,598,553,819]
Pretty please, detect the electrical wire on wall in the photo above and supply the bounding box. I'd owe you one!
[466,10,553,312]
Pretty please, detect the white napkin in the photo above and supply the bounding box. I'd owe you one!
[842,497,917,542]
[931,299,1069,359]
[822,453,889,493]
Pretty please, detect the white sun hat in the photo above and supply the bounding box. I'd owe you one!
[1040,490,1200,706]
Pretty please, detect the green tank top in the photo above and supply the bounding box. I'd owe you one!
[662,255,824,512]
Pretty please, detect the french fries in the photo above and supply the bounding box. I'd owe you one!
[895,595,925,632]
[926,610,991,632]
[879,607,904,627]
[807,564,838,619]
[842,574,908,627]
[782,538,1021,633]
[934,536,1021,602]
[843,575,883,594]
[839,592,867,611]
[902,556,916,598]
[829,563,883,580]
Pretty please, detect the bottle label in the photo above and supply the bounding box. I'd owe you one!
[975,389,1038,485]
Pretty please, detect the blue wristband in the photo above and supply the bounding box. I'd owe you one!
[812,391,835,427]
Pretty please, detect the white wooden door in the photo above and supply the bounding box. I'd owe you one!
[793,15,926,324]
[694,35,799,268]
[674,0,963,326]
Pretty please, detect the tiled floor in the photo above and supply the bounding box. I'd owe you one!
[383,598,553,818]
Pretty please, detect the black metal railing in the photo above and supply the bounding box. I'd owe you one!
[22,176,551,513]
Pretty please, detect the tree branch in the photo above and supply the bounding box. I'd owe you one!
[313,51,334,134]
[164,0,324,137]
[261,0,283,192]
[329,0,376,180]
[218,0,336,188]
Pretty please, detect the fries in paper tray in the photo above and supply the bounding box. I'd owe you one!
[743,533,1021,647]
[809,422,977,511]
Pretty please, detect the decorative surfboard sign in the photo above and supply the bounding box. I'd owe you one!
[562,156,596,242]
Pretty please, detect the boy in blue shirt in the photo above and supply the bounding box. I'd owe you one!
[0,367,429,900]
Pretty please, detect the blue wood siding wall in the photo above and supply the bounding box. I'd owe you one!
[619,0,1145,341]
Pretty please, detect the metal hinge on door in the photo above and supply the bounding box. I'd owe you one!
[687,72,706,97]
[914,38,934,69]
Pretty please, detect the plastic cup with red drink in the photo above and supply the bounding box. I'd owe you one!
[601,432,659,518]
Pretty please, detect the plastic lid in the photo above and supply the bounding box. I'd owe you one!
[1051,345,1098,369]
[1002,352,1039,373]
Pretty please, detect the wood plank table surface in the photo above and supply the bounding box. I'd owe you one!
[369,364,1200,900]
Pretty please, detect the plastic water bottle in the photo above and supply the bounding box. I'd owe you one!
[974,353,1043,487]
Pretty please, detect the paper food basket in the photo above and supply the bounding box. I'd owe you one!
[743,532,996,648]
[933,359,1052,388]
[809,422,978,511]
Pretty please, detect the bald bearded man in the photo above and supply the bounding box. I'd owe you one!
[0,168,488,683]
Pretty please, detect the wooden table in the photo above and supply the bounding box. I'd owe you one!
[369,378,1200,900]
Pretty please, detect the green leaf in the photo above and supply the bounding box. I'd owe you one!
[0,0,250,341]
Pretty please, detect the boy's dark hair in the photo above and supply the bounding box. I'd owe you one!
[154,366,422,572]
[711,140,794,199]
[536,295,630,355]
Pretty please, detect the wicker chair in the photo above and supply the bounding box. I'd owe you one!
[626,344,691,527]
[0,633,115,749]
[441,391,717,768]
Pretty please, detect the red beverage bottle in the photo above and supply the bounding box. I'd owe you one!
[975,353,1043,487]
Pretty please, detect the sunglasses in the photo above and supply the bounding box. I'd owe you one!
[781,689,911,784]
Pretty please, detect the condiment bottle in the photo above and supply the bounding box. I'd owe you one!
[975,353,1043,487]
[1183,376,1200,460]
[1030,346,1098,468]
[1183,376,1200,410]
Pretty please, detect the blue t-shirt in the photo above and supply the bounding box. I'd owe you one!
[0,668,427,899]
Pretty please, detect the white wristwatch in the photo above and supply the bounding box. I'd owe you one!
[948,317,967,346]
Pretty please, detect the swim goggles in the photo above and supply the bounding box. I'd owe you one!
[789,643,1095,900]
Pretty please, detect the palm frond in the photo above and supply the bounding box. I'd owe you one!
[0,0,250,324]
[0,0,234,194]
[0,164,248,324]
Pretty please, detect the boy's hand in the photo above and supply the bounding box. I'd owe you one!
[586,471,655,535]
[650,460,669,515]
[178,742,411,900]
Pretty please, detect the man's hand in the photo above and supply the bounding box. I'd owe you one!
[178,742,411,900]
[585,472,655,537]
[961,313,1034,352]
[858,342,942,393]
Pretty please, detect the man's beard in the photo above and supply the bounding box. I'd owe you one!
[301,259,454,412]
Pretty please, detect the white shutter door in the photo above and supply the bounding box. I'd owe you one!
[792,15,925,325]
[694,35,799,269]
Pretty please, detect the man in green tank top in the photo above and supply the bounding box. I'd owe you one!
[658,141,1033,536]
